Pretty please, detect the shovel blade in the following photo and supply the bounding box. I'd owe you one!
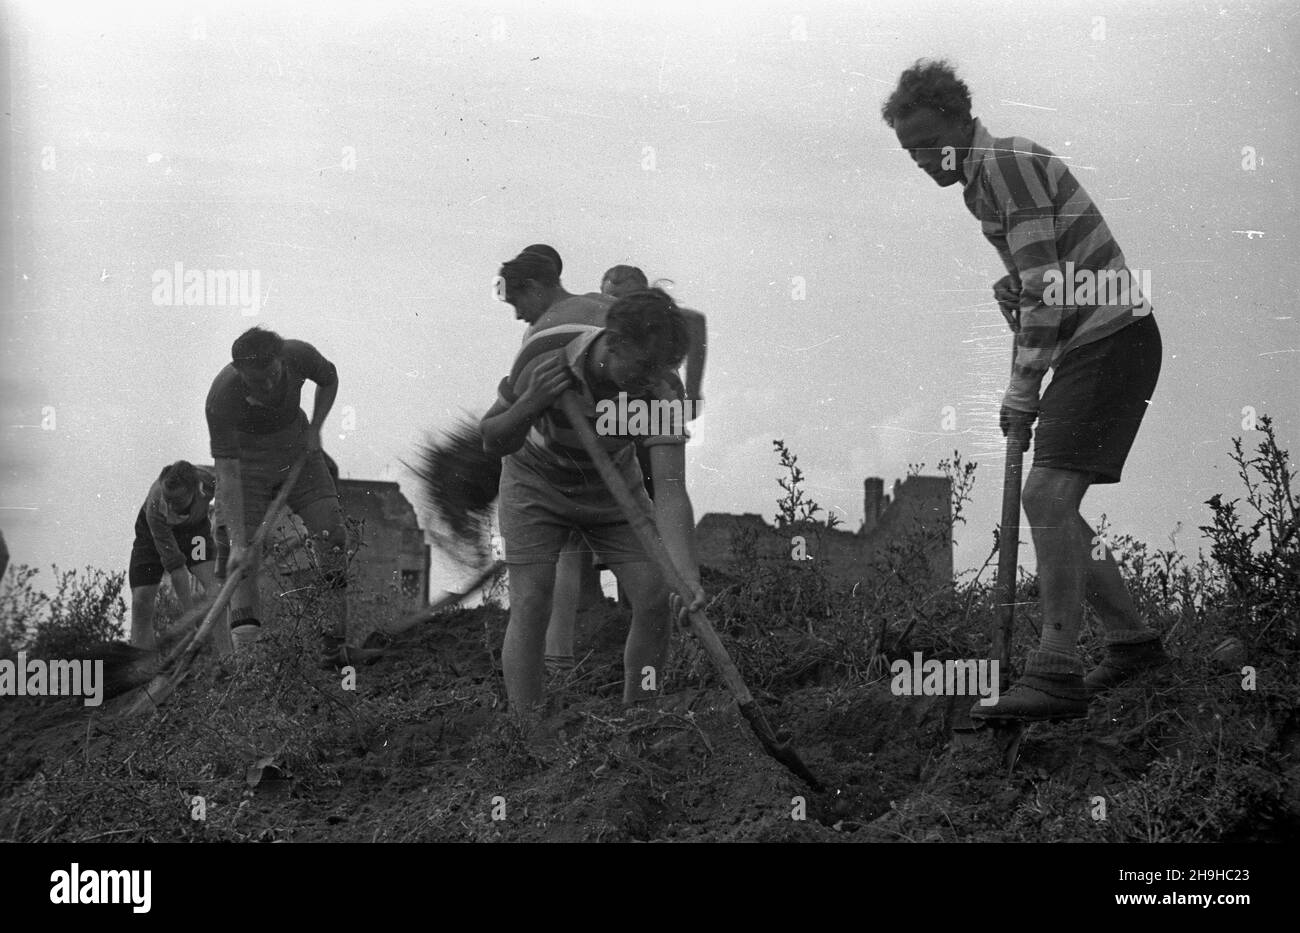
[738,701,824,791]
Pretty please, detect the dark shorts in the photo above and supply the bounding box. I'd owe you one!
[1034,312,1161,484]
[498,451,652,566]
[128,509,216,588]
[236,422,342,537]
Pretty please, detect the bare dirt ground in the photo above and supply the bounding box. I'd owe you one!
[2,583,1296,843]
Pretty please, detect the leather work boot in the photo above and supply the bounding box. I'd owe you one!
[1084,635,1170,693]
[971,649,1090,723]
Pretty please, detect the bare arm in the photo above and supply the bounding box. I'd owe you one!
[168,567,192,608]
[214,458,246,547]
[145,493,187,575]
[303,365,339,453]
[480,395,534,457]
[480,356,573,456]
[310,378,338,432]
[680,307,707,404]
[648,442,701,594]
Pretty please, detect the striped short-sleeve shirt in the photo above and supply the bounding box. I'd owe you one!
[498,294,688,487]
[962,119,1153,412]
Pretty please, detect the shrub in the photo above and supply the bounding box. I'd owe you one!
[862,452,977,664]
[1200,415,1299,645]
[0,565,127,659]
[692,443,979,692]
[713,440,845,635]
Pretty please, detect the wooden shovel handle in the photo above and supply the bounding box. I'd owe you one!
[556,393,754,706]
[556,393,824,789]
[995,428,1027,685]
[385,559,506,634]
[179,453,310,665]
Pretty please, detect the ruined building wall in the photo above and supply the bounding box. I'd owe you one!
[253,479,431,640]
[694,474,953,592]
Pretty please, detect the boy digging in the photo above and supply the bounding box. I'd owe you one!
[482,250,706,718]
[882,60,1168,721]
[206,326,374,668]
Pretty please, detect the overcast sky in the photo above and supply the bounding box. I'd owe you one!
[2,0,1297,595]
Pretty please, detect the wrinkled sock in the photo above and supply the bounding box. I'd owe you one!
[1102,629,1160,647]
[545,654,575,677]
[231,620,261,652]
[1024,647,1085,678]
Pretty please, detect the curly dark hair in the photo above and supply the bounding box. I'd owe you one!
[605,287,689,374]
[880,58,972,128]
[231,326,283,372]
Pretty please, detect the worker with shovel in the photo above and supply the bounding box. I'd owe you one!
[517,251,709,674]
[128,461,220,651]
[882,60,1167,722]
[206,326,371,668]
[509,246,615,679]
[482,249,706,719]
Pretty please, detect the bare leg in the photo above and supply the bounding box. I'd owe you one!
[1021,467,1092,655]
[608,561,670,704]
[1077,515,1147,634]
[228,517,261,638]
[503,561,557,716]
[545,546,584,665]
[130,584,160,650]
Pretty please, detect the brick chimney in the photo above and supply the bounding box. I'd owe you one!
[862,478,884,534]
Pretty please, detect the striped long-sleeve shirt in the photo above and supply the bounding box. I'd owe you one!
[961,119,1153,412]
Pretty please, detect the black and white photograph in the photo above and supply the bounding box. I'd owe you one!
[0,0,1295,886]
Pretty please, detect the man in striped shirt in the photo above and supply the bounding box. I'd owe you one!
[883,60,1168,721]
[514,245,614,678]
[481,249,706,717]
[600,264,709,418]
[515,249,710,679]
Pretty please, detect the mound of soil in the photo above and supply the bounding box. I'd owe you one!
[1,599,1296,843]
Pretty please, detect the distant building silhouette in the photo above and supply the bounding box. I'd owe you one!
[694,475,953,590]
[199,468,431,638]
[263,479,430,598]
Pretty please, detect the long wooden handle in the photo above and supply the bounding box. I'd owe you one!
[385,559,506,634]
[995,430,1025,687]
[556,392,824,790]
[179,453,310,664]
[556,393,755,706]
[123,456,312,715]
